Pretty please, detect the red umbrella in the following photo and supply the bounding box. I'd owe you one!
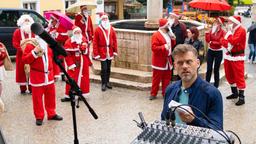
[44,11,74,30]
[189,0,231,11]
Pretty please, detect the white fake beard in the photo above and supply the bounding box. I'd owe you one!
[21,23,32,34]
[211,25,218,33]
[168,18,175,27]
[71,34,83,44]
[83,11,88,17]
[101,20,110,29]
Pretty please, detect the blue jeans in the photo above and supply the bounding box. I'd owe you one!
[248,44,256,61]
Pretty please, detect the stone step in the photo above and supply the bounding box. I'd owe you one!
[89,72,152,90]
[91,60,152,83]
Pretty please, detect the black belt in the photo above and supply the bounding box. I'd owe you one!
[229,50,244,56]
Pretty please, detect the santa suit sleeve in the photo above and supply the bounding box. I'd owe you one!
[88,16,94,42]
[56,25,68,43]
[227,28,246,47]
[205,31,211,43]
[64,39,76,70]
[151,33,169,56]
[111,27,118,55]
[12,29,22,51]
[92,28,100,59]
[22,43,38,64]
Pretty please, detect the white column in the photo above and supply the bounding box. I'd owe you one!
[145,0,163,28]
[252,0,256,23]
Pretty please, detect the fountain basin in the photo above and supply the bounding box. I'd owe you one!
[110,19,206,72]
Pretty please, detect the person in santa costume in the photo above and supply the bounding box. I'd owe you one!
[22,36,63,126]
[61,26,92,102]
[221,15,246,106]
[93,12,117,91]
[47,15,69,81]
[13,14,35,94]
[75,5,94,44]
[149,18,176,100]
[205,17,226,88]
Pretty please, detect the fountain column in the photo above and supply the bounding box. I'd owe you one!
[252,0,256,23]
[144,0,163,29]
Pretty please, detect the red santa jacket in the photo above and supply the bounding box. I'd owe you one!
[93,25,117,61]
[64,37,92,70]
[13,29,35,55]
[75,14,94,42]
[47,24,69,44]
[205,28,226,50]
[221,26,246,61]
[22,43,54,86]
[151,30,176,70]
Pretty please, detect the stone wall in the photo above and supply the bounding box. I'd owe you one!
[113,29,154,72]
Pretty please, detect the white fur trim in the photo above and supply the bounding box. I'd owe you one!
[68,64,76,70]
[113,52,118,56]
[228,16,240,25]
[224,31,232,39]
[30,80,54,87]
[94,55,100,59]
[73,27,81,34]
[230,84,237,87]
[168,48,172,56]
[16,82,28,85]
[66,48,80,52]
[159,22,169,29]
[152,62,172,70]
[169,12,178,18]
[224,53,245,61]
[32,50,39,58]
[208,47,223,51]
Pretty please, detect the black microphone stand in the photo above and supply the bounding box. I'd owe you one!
[52,51,98,144]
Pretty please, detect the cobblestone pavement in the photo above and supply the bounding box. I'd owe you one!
[0,17,256,144]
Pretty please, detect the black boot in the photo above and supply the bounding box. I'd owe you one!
[101,84,107,92]
[226,87,238,99]
[236,90,245,106]
[106,83,112,89]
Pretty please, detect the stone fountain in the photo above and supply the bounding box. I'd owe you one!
[91,0,205,90]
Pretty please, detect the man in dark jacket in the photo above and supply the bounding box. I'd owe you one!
[161,44,223,130]
[168,12,187,47]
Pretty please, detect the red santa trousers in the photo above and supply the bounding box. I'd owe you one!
[224,60,246,89]
[31,83,56,120]
[150,69,172,97]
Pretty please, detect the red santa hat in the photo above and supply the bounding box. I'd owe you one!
[72,26,81,34]
[80,5,87,10]
[159,18,169,29]
[97,12,109,20]
[17,14,34,26]
[228,16,241,25]
[217,17,225,25]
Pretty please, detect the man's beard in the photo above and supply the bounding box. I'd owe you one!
[21,23,32,34]
[71,34,83,44]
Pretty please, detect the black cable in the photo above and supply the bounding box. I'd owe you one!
[226,130,242,144]
[172,105,232,144]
